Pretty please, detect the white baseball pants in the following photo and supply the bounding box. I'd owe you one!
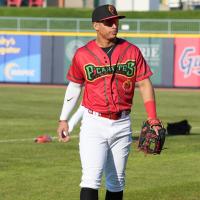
[79,110,132,192]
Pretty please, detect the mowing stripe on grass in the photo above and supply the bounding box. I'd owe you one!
[0,136,76,143]
[0,127,199,143]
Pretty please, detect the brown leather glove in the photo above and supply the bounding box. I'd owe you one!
[138,119,166,154]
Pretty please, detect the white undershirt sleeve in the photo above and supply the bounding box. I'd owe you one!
[59,82,82,121]
[68,105,85,133]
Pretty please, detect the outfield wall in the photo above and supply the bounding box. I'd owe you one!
[0,32,199,88]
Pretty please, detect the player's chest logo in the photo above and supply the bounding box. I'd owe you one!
[122,80,133,93]
[84,60,136,81]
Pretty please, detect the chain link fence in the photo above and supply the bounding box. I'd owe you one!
[0,17,199,33]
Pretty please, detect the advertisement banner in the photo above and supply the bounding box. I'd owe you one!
[174,38,200,87]
[28,36,41,83]
[126,38,163,85]
[0,35,41,83]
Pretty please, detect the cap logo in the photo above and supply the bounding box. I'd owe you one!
[108,5,117,16]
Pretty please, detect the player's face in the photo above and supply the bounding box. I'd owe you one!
[94,18,119,41]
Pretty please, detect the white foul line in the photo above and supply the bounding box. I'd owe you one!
[0,136,77,143]
[0,127,199,143]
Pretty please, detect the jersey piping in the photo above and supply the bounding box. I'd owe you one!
[84,44,110,112]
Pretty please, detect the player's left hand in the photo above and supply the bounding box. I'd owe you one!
[138,118,166,154]
[148,118,162,135]
[57,120,70,143]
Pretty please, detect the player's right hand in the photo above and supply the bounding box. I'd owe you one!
[57,120,70,143]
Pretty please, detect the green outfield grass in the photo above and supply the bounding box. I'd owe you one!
[0,85,200,200]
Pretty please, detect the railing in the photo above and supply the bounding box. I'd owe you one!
[0,17,199,34]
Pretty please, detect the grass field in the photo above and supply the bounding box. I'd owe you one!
[0,85,200,200]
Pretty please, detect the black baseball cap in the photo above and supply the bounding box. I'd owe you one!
[92,4,125,22]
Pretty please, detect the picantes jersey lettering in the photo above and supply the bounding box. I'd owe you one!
[67,38,153,113]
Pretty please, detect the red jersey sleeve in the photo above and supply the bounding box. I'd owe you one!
[66,51,85,84]
[134,47,153,82]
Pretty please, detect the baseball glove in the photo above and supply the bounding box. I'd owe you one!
[138,119,166,154]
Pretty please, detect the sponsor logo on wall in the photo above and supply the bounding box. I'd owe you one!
[0,35,41,83]
[139,44,160,67]
[179,47,200,78]
[0,37,21,55]
[4,63,35,80]
[133,40,162,85]
[174,38,200,87]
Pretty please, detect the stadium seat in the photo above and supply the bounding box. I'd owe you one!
[7,0,22,7]
[29,0,44,7]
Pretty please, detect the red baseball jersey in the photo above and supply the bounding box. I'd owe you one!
[67,39,153,113]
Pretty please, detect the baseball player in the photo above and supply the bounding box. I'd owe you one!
[57,4,162,200]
